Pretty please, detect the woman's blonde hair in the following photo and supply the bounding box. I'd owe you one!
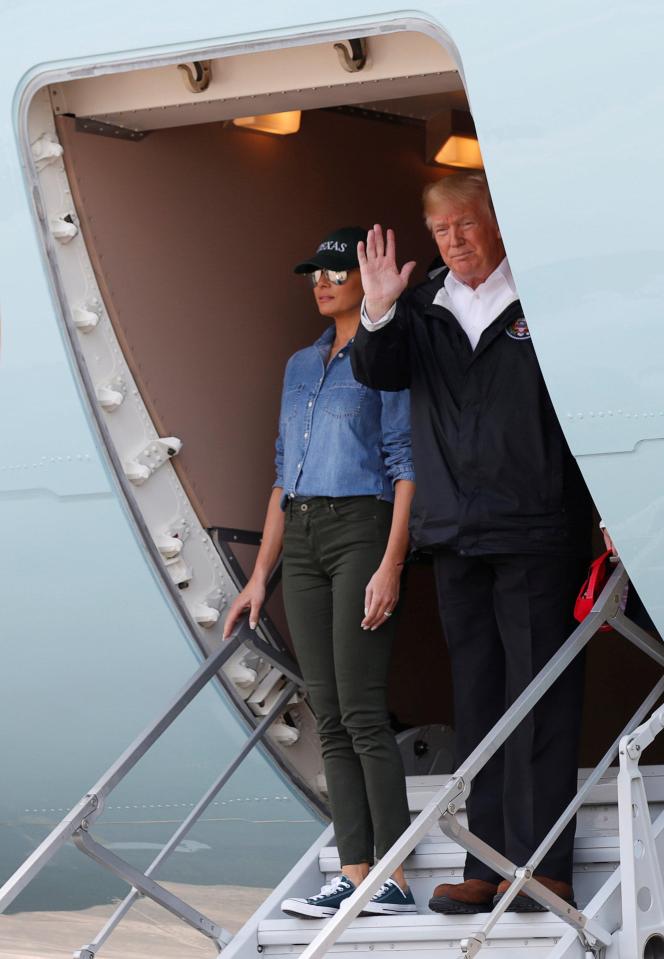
[422,172,496,230]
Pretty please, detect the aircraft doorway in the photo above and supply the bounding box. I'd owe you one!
[29,28,664,810]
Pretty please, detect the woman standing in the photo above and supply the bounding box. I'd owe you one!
[223,227,416,918]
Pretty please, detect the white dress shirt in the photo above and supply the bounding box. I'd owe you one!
[361,257,519,351]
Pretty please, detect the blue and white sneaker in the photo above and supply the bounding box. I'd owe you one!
[360,878,417,916]
[281,875,356,918]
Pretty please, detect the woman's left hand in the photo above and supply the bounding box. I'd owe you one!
[362,562,402,631]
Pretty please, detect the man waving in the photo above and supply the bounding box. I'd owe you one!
[352,172,591,915]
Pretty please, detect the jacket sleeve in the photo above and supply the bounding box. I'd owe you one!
[351,300,411,391]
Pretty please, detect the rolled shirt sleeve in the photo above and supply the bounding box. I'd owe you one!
[273,363,290,489]
[274,429,285,489]
[380,389,415,486]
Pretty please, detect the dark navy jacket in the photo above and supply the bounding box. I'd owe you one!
[351,270,591,554]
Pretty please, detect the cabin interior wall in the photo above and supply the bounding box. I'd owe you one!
[55,105,451,727]
[55,109,441,532]
[55,106,664,764]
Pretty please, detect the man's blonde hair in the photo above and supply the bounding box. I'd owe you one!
[422,172,496,230]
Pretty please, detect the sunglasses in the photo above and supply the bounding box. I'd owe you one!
[307,268,350,287]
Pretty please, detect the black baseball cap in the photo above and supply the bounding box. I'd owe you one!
[293,226,367,274]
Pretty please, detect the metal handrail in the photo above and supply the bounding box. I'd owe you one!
[74,829,230,947]
[298,562,664,959]
[459,673,664,957]
[0,629,237,912]
[0,621,303,957]
[74,680,298,959]
[209,527,287,653]
[210,527,304,684]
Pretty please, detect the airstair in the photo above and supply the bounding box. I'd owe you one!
[2,561,664,959]
[222,769,664,959]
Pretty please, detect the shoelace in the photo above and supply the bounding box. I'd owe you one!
[373,879,398,899]
[310,876,350,901]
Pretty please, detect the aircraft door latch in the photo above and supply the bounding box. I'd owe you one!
[124,436,182,485]
[333,38,367,73]
[178,60,212,93]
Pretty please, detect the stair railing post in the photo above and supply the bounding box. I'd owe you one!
[0,629,245,913]
[617,705,664,958]
[73,828,230,948]
[297,565,627,959]
[74,680,299,959]
[458,673,664,957]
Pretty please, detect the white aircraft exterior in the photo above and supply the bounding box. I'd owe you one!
[1,2,664,958]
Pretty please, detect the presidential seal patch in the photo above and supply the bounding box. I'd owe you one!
[506,317,531,340]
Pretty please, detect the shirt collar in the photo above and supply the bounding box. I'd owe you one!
[314,326,335,347]
[313,325,355,361]
[441,256,516,300]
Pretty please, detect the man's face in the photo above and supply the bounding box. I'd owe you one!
[428,199,504,288]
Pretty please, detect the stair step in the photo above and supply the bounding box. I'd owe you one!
[320,834,621,875]
[258,913,569,957]
[249,769,664,959]
[319,828,627,911]
[318,864,615,913]
[404,767,664,812]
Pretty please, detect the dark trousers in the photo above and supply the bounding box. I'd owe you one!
[433,550,587,885]
[282,496,411,865]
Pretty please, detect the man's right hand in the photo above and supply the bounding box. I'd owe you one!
[222,578,266,639]
[358,224,416,323]
[602,527,618,557]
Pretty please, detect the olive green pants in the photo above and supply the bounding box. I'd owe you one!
[282,495,411,865]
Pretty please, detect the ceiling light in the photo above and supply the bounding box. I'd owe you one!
[434,135,483,169]
[233,111,301,136]
[426,109,483,170]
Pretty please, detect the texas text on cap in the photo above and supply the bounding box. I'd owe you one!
[293,226,367,274]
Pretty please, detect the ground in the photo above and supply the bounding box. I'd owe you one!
[0,883,271,958]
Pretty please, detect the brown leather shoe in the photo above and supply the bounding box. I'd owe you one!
[429,879,498,915]
[493,876,576,913]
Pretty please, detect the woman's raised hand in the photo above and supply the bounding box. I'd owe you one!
[358,225,416,323]
[222,577,266,640]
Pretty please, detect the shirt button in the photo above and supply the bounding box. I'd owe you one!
[308,401,313,408]
[288,493,295,499]
[297,462,302,469]
[304,432,309,439]
[338,352,344,358]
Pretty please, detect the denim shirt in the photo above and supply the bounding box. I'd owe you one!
[274,326,414,506]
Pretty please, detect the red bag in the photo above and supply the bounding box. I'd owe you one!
[574,550,613,632]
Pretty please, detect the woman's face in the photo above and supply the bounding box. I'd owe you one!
[312,268,364,319]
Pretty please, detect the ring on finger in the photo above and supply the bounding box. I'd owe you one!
[383,610,393,617]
